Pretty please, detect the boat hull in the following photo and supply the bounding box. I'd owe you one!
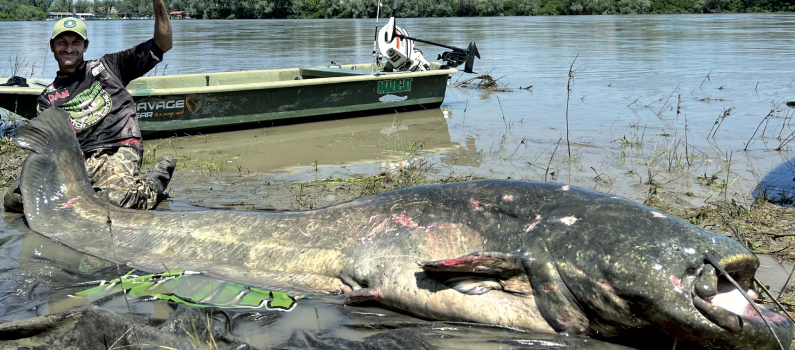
[0,63,455,137]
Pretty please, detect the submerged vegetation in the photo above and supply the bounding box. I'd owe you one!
[2,0,795,21]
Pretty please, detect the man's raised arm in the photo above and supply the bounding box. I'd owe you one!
[153,0,172,53]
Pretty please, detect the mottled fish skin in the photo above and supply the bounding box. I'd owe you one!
[15,108,794,350]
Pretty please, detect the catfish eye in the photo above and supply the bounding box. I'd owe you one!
[671,244,680,251]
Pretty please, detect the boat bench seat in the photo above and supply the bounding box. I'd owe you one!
[300,67,372,79]
[128,69,303,90]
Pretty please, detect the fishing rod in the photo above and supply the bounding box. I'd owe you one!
[379,0,480,73]
[370,0,383,75]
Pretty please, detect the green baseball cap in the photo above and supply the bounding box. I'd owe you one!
[51,17,87,40]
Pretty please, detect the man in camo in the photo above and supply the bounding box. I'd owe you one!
[83,147,164,210]
[4,1,175,212]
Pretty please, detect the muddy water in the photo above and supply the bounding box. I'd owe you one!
[115,14,795,206]
[3,14,795,348]
[157,108,456,178]
[3,15,795,202]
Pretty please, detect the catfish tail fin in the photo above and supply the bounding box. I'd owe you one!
[15,107,97,226]
[13,107,73,155]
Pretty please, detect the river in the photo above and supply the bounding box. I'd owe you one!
[1,14,795,348]
[4,15,795,200]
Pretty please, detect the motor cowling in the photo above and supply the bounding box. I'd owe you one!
[377,18,429,72]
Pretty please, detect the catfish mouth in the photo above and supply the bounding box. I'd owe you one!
[693,279,788,332]
[691,256,789,333]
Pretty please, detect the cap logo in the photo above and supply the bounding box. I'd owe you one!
[64,19,76,28]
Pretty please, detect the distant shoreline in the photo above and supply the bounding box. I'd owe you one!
[3,0,794,22]
[2,11,794,23]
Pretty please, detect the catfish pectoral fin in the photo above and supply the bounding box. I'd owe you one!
[527,259,590,334]
[420,251,524,275]
[500,275,533,295]
[424,273,532,296]
[420,251,532,295]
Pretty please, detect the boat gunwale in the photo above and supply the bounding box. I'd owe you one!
[132,68,457,96]
[0,67,458,97]
[0,86,44,95]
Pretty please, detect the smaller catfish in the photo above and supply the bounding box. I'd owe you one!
[14,107,794,350]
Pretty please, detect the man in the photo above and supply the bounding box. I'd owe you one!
[4,1,175,212]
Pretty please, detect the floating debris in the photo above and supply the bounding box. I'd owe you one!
[455,72,516,92]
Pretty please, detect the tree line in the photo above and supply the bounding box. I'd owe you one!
[1,0,794,21]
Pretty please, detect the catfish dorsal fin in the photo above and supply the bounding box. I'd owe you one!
[420,251,532,295]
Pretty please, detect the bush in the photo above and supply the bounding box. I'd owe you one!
[619,0,652,13]
[537,0,567,14]
[12,4,46,21]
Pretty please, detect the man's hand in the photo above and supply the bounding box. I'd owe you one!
[153,0,172,53]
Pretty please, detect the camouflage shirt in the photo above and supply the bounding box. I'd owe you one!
[37,39,164,153]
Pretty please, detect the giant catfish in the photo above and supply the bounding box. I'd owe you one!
[13,108,794,349]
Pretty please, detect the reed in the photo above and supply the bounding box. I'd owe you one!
[5,54,30,78]
[565,54,578,157]
[708,107,734,141]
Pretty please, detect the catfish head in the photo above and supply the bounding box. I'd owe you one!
[422,189,793,350]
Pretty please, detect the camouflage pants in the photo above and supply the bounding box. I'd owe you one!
[83,147,160,210]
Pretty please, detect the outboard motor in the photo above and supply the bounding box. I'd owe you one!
[375,0,480,73]
[377,17,431,72]
[438,41,480,73]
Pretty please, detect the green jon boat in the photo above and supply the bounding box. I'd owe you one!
[0,63,456,137]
